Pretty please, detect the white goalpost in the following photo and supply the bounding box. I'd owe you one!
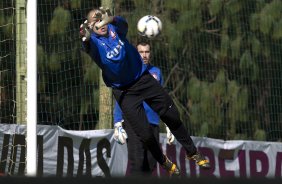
[26,0,37,176]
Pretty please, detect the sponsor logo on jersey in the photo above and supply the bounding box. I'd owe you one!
[106,39,124,59]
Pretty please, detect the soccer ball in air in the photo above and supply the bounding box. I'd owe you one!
[137,15,162,38]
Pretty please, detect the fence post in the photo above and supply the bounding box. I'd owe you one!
[16,0,27,125]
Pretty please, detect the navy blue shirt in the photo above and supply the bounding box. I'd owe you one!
[114,65,163,125]
[86,16,148,88]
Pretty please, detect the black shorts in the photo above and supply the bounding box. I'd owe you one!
[113,72,173,117]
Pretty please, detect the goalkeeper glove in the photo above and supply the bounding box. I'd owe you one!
[79,20,92,41]
[114,121,128,145]
[166,125,175,145]
[93,7,113,30]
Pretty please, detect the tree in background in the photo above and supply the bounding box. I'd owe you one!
[115,0,282,140]
[37,0,101,129]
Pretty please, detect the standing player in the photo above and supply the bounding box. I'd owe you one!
[113,41,175,176]
[80,7,210,176]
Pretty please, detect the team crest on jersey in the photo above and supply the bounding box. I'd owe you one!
[151,73,158,80]
[110,30,116,39]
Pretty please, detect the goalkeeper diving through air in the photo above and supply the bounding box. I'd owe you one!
[113,41,175,176]
[80,7,211,176]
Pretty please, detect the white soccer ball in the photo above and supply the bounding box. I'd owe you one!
[137,15,162,38]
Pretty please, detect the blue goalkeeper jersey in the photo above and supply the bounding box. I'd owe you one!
[86,16,148,88]
[114,65,163,126]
